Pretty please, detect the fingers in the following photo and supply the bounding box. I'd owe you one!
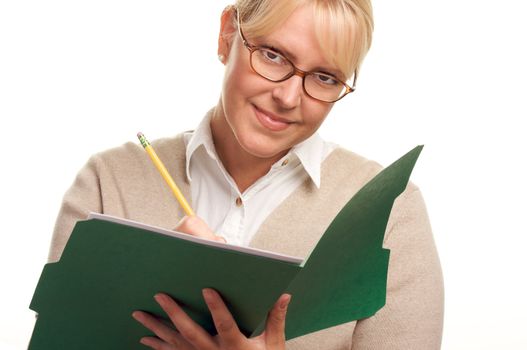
[139,336,178,350]
[134,290,259,349]
[174,216,226,243]
[264,294,291,347]
[202,288,243,345]
[154,293,216,350]
[132,311,182,347]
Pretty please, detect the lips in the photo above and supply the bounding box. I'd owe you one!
[253,105,294,132]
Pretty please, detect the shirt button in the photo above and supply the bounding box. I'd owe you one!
[235,197,243,207]
[281,159,289,166]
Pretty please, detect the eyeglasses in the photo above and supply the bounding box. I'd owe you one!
[236,10,356,103]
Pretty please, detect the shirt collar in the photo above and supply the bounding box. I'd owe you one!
[289,133,325,188]
[185,109,218,181]
[185,109,325,188]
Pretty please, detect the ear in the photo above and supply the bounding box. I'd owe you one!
[217,5,237,63]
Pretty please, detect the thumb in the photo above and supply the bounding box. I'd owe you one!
[173,215,226,243]
[264,294,291,348]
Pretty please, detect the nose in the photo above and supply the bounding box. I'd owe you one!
[271,75,303,109]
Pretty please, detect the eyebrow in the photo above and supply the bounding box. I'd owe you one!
[267,43,299,62]
[257,38,344,79]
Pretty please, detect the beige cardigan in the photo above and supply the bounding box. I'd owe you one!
[49,134,444,349]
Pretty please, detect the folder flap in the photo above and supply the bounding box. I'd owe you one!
[284,146,423,340]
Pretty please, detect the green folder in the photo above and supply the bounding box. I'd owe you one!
[29,145,422,349]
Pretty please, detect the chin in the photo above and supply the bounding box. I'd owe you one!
[236,133,290,160]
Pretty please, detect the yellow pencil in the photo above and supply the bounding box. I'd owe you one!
[137,132,195,217]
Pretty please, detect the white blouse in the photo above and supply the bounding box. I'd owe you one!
[183,112,337,246]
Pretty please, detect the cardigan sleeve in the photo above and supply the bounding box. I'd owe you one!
[47,155,103,263]
[350,186,444,349]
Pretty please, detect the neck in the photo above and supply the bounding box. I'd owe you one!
[210,104,288,193]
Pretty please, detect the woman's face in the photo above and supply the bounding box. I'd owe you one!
[216,4,340,160]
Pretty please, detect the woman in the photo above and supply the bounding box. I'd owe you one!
[48,0,443,349]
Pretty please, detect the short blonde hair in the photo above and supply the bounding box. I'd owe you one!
[233,0,374,80]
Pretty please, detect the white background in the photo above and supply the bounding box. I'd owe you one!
[1,0,526,349]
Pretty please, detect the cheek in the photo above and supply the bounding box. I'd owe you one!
[221,65,252,121]
[221,61,239,102]
[222,49,256,99]
[301,103,333,131]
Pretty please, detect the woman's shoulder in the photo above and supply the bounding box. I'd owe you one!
[320,147,382,187]
[321,146,419,193]
[326,147,382,172]
[89,133,187,167]
[72,133,189,188]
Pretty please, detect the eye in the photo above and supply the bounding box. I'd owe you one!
[258,48,287,65]
[312,72,339,86]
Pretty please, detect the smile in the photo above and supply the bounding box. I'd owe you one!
[253,105,294,132]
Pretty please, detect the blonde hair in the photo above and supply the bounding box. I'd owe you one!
[233,0,374,80]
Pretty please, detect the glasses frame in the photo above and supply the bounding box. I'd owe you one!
[235,9,357,103]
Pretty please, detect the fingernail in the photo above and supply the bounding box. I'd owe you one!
[280,294,291,309]
[154,293,166,303]
[202,288,213,301]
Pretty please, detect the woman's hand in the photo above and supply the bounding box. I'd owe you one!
[174,216,226,243]
[133,289,291,350]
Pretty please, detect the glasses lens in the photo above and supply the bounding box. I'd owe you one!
[251,48,293,81]
[304,73,347,102]
[250,47,348,103]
